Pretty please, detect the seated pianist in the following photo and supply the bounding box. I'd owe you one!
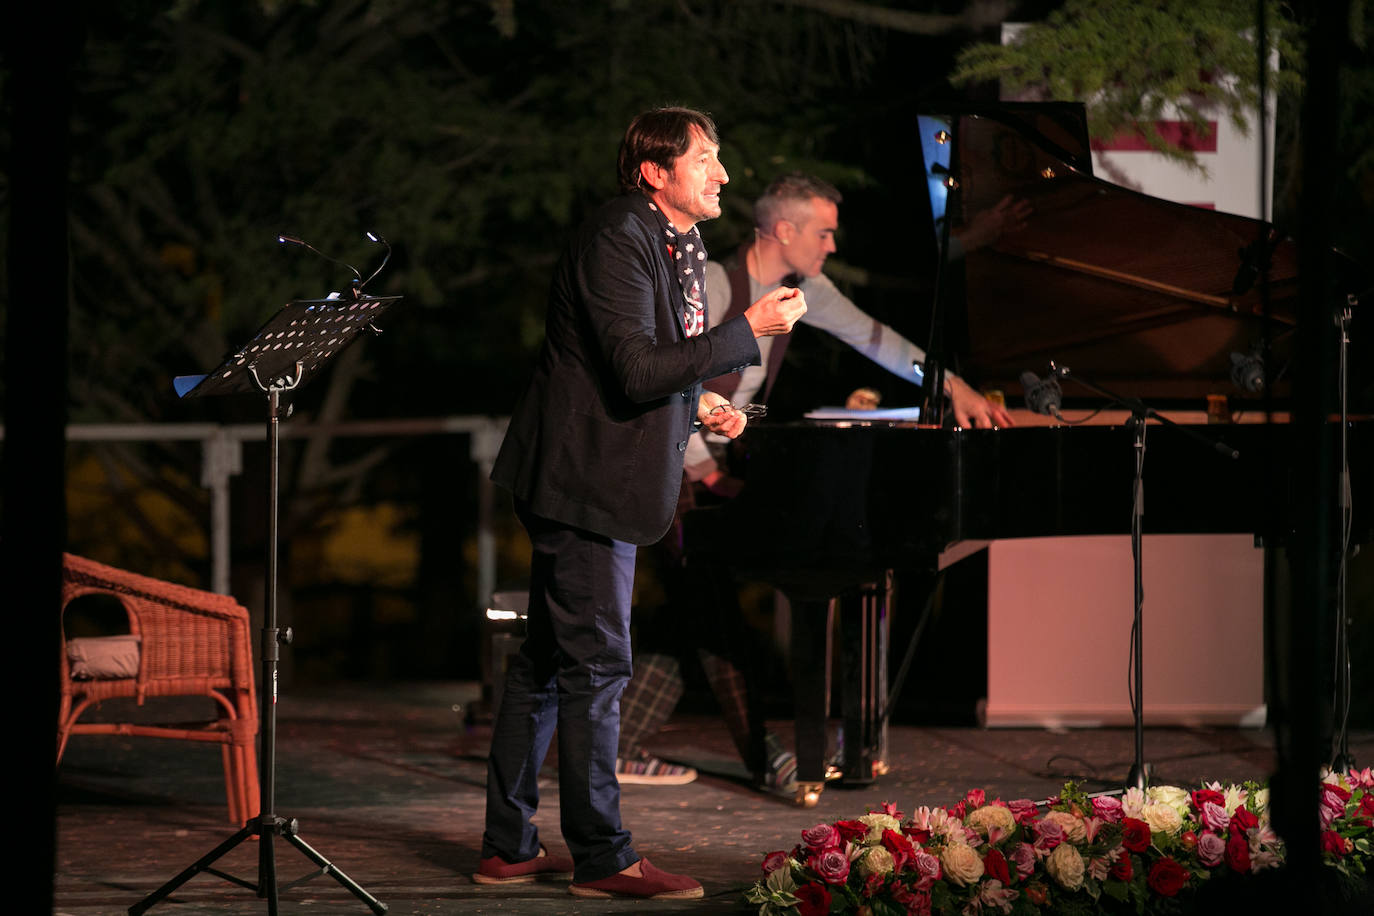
[615,172,1016,802]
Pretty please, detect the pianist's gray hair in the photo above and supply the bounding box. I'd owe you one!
[754,172,843,232]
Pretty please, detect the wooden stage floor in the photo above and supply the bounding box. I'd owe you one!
[54,682,1371,915]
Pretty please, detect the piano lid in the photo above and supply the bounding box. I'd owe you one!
[921,103,1297,401]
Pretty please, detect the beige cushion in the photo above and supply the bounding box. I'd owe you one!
[67,634,141,680]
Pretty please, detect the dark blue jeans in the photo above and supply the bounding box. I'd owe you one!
[480,505,638,883]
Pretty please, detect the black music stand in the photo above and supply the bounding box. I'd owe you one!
[132,293,400,916]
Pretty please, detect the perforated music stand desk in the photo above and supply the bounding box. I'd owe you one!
[137,294,400,916]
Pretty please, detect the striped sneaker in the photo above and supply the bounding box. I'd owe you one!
[615,753,698,785]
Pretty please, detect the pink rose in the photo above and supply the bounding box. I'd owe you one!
[1320,783,1351,828]
[761,850,789,874]
[1197,830,1226,867]
[1199,801,1230,834]
[1091,795,1123,823]
[808,848,851,885]
[912,850,942,890]
[1008,843,1037,880]
[802,823,841,851]
[1033,816,1065,851]
[1007,799,1040,826]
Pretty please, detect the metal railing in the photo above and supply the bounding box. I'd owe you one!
[5,416,509,608]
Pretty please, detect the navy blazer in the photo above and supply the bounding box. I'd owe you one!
[492,193,761,546]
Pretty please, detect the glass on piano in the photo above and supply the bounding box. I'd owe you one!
[709,401,767,418]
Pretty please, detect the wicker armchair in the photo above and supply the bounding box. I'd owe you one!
[58,553,260,825]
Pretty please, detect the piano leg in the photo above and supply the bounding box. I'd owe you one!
[788,576,892,805]
[838,574,892,785]
[789,597,834,807]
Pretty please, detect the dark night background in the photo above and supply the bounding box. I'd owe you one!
[6,1,1374,906]
[5,1,1374,709]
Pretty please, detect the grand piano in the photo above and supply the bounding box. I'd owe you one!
[682,103,1370,804]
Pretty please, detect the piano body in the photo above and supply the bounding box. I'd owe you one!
[682,103,1368,803]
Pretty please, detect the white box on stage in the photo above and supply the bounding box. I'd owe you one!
[981,534,1267,728]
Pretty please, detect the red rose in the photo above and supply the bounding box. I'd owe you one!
[834,820,869,843]
[1191,788,1225,811]
[1229,807,1259,835]
[1224,832,1251,873]
[761,851,789,874]
[1146,857,1189,897]
[882,828,917,873]
[892,885,933,916]
[795,882,832,916]
[1121,817,1152,853]
[983,847,1011,885]
[1321,830,1348,857]
[1109,849,1133,881]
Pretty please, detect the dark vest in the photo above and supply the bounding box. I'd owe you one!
[702,243,798,404]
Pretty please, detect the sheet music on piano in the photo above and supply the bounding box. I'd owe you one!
[803,406,922,424]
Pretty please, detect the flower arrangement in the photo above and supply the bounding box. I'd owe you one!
[746,769,1374,915]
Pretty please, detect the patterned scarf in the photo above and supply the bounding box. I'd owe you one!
[645,199,707,337]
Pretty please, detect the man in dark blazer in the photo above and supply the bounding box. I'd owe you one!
[474,107,807,899]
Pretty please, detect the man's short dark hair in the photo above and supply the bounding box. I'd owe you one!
[754,172,843,231]
[617,107,719,194]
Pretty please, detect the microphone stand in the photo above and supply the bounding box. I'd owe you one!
[1331,300,1356,773]
[1049,362,1239,790]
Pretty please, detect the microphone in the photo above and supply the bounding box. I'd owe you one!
[1229,347,1265,393]
[277,233,362,290]
[1020,370,1064,420]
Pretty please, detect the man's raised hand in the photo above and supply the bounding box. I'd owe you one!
[744,286,807,338]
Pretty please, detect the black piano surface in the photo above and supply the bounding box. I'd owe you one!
[684,419,1372,596]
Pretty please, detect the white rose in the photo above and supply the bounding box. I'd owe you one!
[966,805,1017,838]
[1147,785,1191,819]
[859,813,900,844]
[1045,842,1085,890]
[941,842,985,887]
[1141,802,1184,837]
[856,846,895,879]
